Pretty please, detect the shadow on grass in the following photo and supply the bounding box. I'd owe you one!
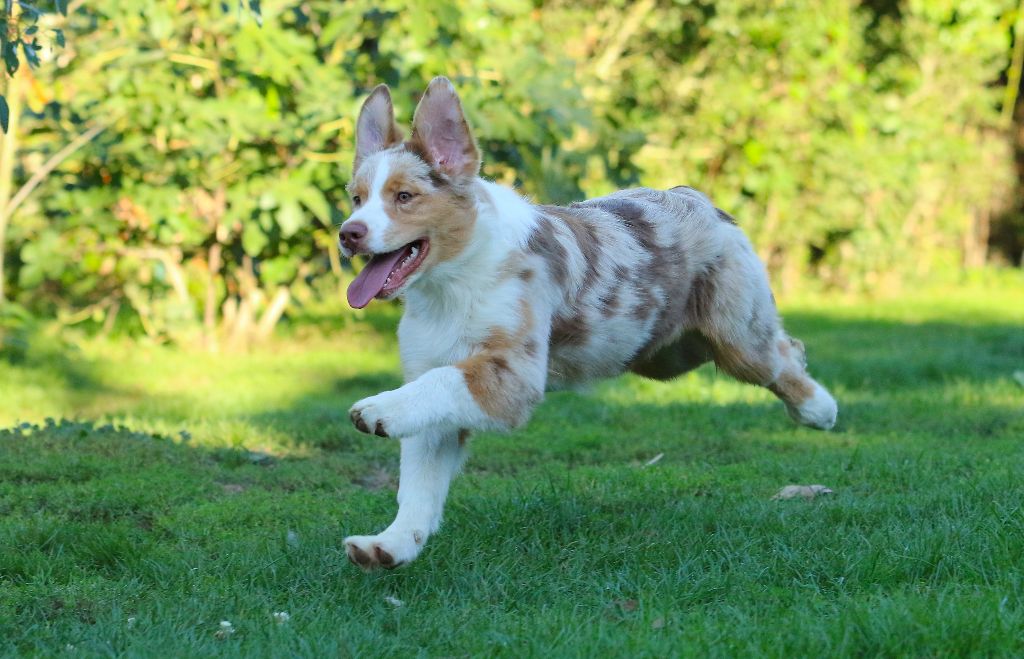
[0,420,365,615]
[3,405,1021,656]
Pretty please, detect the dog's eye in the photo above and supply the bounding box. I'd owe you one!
[396,191,414,203]
[351,195,361,206]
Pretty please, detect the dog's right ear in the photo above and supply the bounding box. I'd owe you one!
[354,85,403,174]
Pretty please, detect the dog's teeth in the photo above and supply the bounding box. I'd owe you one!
[410,246,419,257]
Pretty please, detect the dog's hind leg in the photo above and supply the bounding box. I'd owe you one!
[709,325,837,430]
[344,428,467,569]
[695,256,837,429]
[764,333,838,429]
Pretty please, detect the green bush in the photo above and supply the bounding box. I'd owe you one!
[1,0,1019,338]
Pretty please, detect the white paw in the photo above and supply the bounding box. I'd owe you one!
[349,390,406,438]
[344,531,424,570]
[790,383,838,430]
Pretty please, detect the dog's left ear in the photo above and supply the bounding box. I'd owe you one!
[409,77,480,179]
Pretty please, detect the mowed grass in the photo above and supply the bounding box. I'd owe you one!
[1,277,1023,657]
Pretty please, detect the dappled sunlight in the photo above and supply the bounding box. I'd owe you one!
[937,379,1024,409]
[594,369,779,407]
[778,275,1024,326]
[3,333,400,425]
[92,416,321,459]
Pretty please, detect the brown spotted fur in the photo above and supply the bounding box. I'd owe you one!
[520,186,827,419]
[457,298,541,426]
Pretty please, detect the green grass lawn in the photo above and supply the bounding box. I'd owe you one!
[2,277,1023,656]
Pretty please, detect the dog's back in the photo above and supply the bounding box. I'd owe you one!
[525,186,769,388]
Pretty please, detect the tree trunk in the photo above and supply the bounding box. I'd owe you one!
[256,286,290,340]
[0,71,22,304]
[964,209,991,268]
[204,242,222,350]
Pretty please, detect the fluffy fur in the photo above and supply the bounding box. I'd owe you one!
[338,77,838,570]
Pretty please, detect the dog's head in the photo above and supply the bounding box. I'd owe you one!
[339,77,480,308]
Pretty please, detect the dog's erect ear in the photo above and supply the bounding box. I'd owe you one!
[409,77,480,179]
[354,85,403,173]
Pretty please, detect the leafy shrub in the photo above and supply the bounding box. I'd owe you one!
[1,0,1018,340]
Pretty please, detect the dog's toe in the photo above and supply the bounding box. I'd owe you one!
[345,533,419,570]
[349,394,399,438]
[346,541,376,570]
[350,409,370,434]
[374,544,400,568]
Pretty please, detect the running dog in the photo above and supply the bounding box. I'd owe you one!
[337,77,837,569]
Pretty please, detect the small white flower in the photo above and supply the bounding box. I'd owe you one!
[64,645,75,652]
[384,596,404,608]
[126,617,136,628]
[272,611,290,624]
[215,620,236,639]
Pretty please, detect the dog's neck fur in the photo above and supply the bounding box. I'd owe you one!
[403,177,538,320]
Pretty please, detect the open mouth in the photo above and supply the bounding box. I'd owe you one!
[347,239,430,309]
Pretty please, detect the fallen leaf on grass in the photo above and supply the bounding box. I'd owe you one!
[219,483,246,494]
[771,484,834,500]
[643,453,664,468]
[651,617,665,629]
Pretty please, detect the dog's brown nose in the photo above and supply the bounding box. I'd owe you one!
[340,221,368,253]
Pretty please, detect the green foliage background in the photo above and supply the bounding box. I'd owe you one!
[2,0,1021,340]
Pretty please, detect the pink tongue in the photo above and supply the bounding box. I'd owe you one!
[347,248,407,309]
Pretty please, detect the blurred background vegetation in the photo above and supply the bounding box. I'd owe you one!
[0,0,1021,348]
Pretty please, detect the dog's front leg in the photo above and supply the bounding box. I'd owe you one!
[344,428,465,569]
[345,335,547,568]
[348,359,542,438]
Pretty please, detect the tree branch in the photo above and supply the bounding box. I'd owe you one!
[593,0,656,81]
[1002,1,1024,128]
[5,121,108,217]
